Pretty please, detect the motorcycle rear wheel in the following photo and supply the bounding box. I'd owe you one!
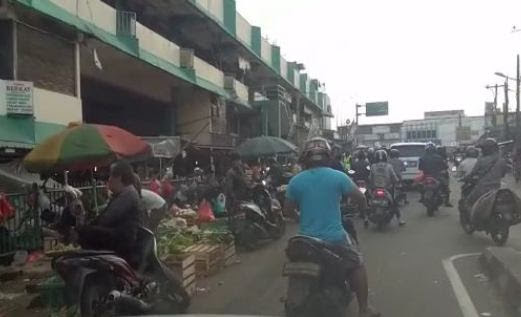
[427,205,435,217]
[491,227,509,246]
[271,214,286,239]
[285,287,346,317]
[80,274,116,317]
[459,212,475,234]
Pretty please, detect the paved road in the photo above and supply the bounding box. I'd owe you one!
[190,179,521,317]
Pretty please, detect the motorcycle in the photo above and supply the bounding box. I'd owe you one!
[454,155,463,167]
[53,227,190,316]
[283,235,353,317]
[459,183,520,246]
[367,188,394,229]
[229,182,285,249]
[422,175,444,217]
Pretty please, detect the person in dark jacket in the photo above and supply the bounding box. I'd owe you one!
[351,150,370,182]
[419,143,451,206]
[78,161,143,266]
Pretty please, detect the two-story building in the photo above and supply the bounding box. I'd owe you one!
[0,0,334,158]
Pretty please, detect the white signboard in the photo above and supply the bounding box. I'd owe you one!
[1,80,34,115]
[373,126,390,134]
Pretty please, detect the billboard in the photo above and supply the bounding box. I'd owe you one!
[365,102,388,116]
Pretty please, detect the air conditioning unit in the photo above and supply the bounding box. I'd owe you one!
[180,48,194,69]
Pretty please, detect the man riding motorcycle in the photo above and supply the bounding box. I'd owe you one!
[463,138,508,210]
[351,150,371,182]
[389,149,408,205]
[224,152,249,209]
[418,142,452,207]
[77,161,144,266]
[283,137,380,317]
[368,149,405,226]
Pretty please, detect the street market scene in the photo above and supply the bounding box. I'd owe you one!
[3,1,521,317]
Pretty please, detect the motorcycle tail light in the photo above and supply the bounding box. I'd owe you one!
[375,189,386,198]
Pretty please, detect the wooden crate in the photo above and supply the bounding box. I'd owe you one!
[221,241,237,267]
[43,238,59,253]
[164,254,197,296]
[183,244,223,277]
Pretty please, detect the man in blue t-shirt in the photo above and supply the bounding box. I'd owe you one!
[284,138,380,317]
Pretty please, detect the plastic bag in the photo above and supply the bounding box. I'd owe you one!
[0,193,14,224]
[212,193,226,215]
[197,199,215,224]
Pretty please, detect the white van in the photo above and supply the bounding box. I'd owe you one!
[390,142,426,183]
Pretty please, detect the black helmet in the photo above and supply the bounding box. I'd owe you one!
[374,149,388,163]
[301,137,331,166]
[425,142,436,153]
[465,147,479,158]
[479,138,498,156]
[356,150,366,161]
[390,149,400,158]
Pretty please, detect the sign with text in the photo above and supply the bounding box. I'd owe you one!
[1,80,34,115]
[365,102,389,117]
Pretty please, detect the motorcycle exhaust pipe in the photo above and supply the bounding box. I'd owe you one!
[108,291,152,314]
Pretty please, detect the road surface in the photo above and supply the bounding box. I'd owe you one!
[190,180,521,317]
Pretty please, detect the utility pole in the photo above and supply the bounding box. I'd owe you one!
[494,84,499,128]
[515,54,521,133]
[355,104,363,124]
[504,80,510,139]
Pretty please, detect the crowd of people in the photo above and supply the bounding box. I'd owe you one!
[40,134,513,317]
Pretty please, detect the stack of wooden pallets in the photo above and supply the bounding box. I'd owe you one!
[164,253,197,296]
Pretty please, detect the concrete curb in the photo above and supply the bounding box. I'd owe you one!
[480,247,521,312]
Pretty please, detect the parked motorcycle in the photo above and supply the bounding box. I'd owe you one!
[53,227,190,316]
[367,188,394,229]
[459,182,520,246]
[283,235,353,317]
[229,183,285,249]
[422,175,444,217]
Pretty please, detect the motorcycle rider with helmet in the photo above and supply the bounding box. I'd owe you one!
[463,138,508,210]
[389,149,409,205]
[418,142,451,206]
[351,150,371,182]
[284,137,380,317]
[368,149,404,226]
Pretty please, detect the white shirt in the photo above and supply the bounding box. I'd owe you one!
[458,157,478,178]
[141,189,166,211]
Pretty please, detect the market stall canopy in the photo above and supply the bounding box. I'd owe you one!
[236,136,297,157]
[23,123,151,173]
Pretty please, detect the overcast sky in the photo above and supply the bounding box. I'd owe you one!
[237,0,521,126]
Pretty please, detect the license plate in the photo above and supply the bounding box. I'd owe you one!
[407,161,417,168]
[372,200,388,207]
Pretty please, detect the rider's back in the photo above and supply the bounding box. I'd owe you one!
[287,166,355,243]
[419,153,446,176]
[473,153,508,188]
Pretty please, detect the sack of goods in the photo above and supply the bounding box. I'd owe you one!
[471,189,521,226]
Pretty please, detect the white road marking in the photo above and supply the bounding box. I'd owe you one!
[442,253,481,317]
